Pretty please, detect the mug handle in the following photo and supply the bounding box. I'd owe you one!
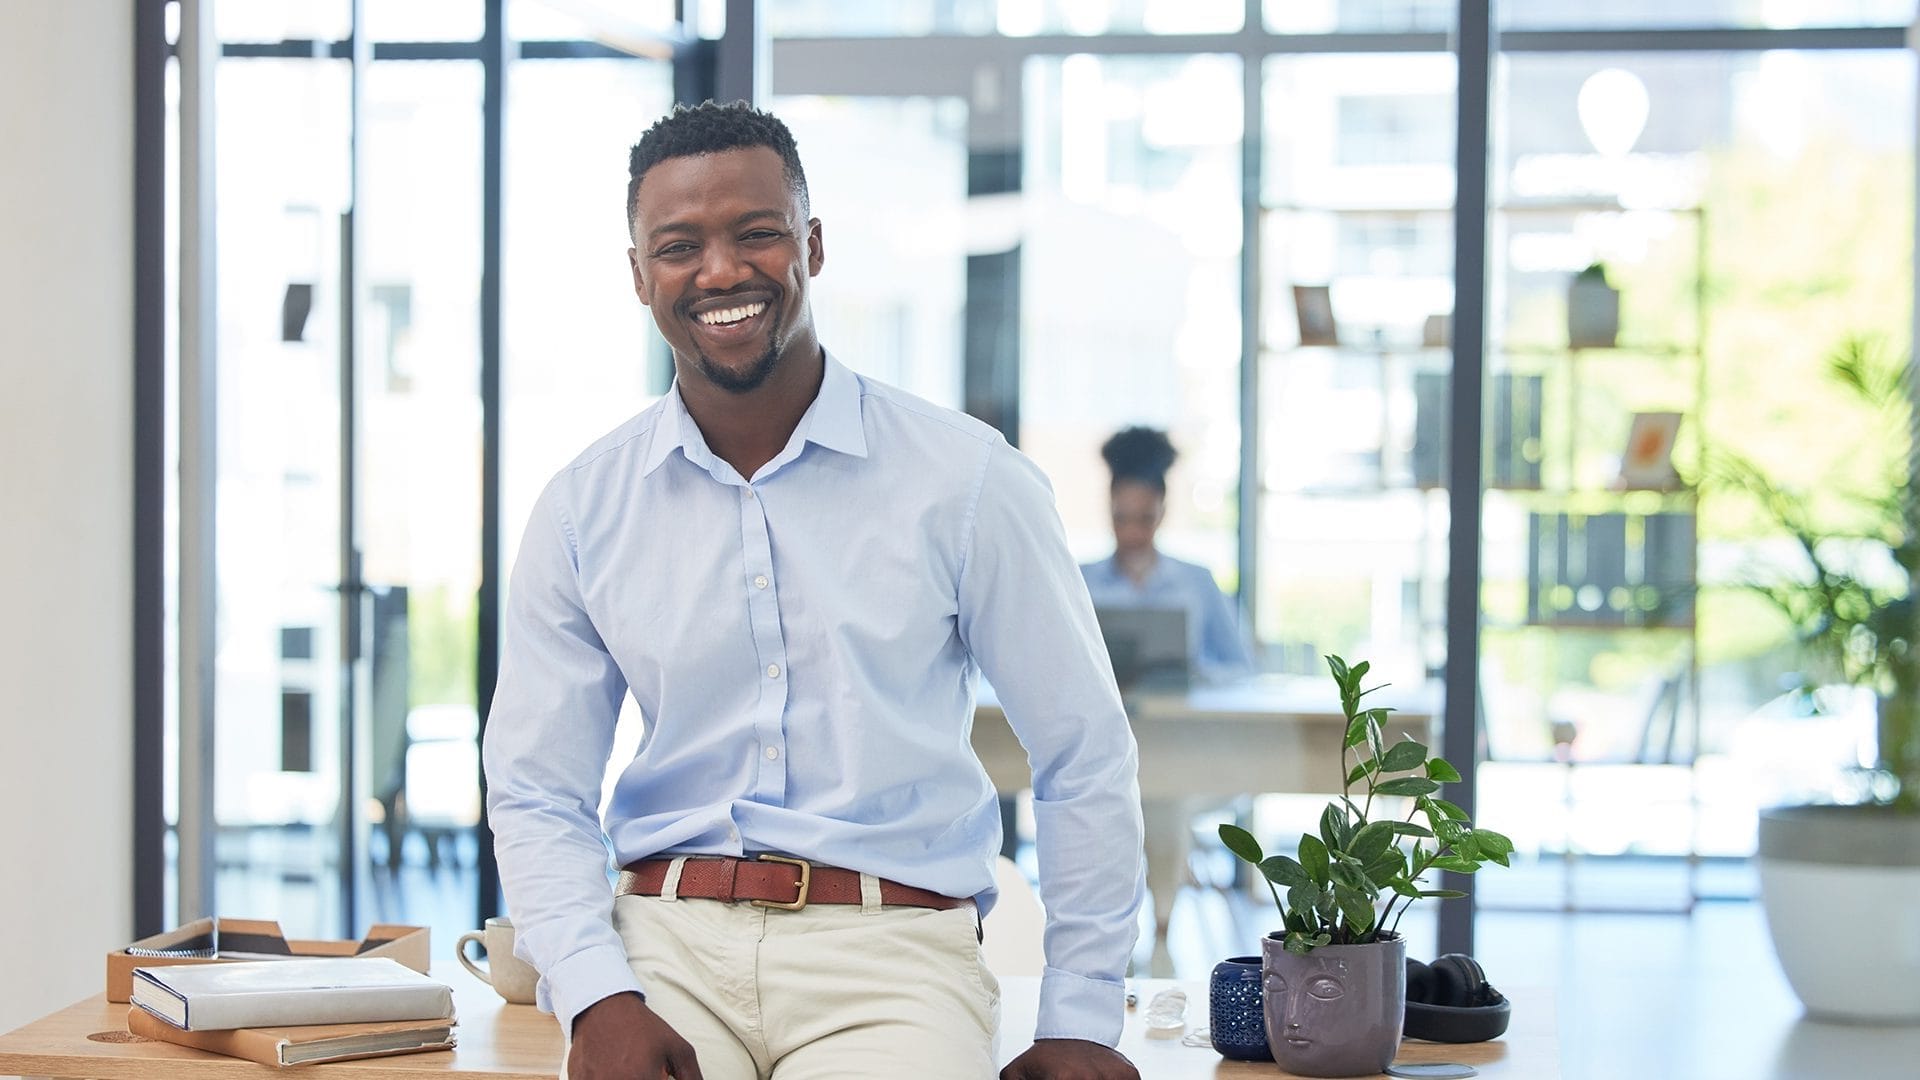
[456,930,493,986]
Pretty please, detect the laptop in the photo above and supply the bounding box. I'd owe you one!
[1094,607,1190,693]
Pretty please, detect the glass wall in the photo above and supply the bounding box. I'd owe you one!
[774,96,970,410]
[1257,51,1457,675]
[1020,53,1244,575]
[184,3,686,942]
[1479,47,1915,907]
[172,0,1918,954]
[765,4,1916,934]
[210,55,353,933]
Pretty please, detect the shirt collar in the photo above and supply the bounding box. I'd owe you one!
[800,351,869,460]
[640,350,868,479]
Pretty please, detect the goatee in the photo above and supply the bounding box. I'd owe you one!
[695,337,781,394]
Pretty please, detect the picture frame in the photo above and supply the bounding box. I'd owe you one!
[1293,284,1338,347]
[1618,411,1683,489]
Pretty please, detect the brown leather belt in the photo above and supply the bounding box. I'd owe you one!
[615,855,968,912]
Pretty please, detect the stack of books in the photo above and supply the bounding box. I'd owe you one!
[126,956,456,1067]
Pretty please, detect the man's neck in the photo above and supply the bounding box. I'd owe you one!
[677,345,827,481]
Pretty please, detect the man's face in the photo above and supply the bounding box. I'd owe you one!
[627,146,824,396]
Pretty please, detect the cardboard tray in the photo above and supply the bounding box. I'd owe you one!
[106,918,430,1002]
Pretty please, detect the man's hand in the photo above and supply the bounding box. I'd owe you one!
[1000,1038,1140,1080]
[568,992,703,1079]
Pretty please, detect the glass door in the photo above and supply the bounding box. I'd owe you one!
[188,1,689,944]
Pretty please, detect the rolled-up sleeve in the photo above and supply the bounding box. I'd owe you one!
[482,480,641,1033]
[955,441,1147,1047]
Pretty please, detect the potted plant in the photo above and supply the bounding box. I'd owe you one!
[1567,262,1620,348]
[1713,336,1920,1022]
[1219,655,1513,1077]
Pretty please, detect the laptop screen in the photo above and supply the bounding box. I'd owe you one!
[1093,607,1190,692]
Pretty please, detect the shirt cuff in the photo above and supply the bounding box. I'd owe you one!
[1033,967,1127,1047]
[541,942,647,1035]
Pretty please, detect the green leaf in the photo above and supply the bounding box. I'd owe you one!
[1390,879,1421,898]
[1430,855,1481,874]
[1285,931,1316,956]
[1345,713,1371,748]
[1430,798,1470,821]
[1260,855,1311,889]
[1219,823,1265,865]
[1391,822,1435,838]
[1335,885,1377,934]
[1330,861,1376,895]
[1287,883,1318,922]
[1327,654,1350,683]
[1350,820,1395,863]
[1363,849,1406,886]
[1475,829,1515,858]
[1426,757,1463,783]
[1298,833,1330,881]
[1320,804,1353,850]
[1380,740,1428,774]
[1375,776,1441,797]
[1350,660,1370,681]
[1346,759,1381,786]
[1420,889,1468,899]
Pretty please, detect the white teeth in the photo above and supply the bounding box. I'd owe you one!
[697,302,767,326]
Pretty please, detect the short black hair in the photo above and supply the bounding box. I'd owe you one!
[1101,426,1177,495]
[626,100,810,240]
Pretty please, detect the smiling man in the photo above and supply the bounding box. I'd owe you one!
[483,101,1146,1080]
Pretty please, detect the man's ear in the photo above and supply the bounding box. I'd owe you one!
[806,218,825,277]
[627,247,650,306]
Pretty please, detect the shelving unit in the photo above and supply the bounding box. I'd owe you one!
[1477,201,1708,913]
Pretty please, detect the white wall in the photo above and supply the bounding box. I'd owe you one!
[0,0,134,1034]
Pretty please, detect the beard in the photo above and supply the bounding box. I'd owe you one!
[678,290,785,394]
[693,335,781,394]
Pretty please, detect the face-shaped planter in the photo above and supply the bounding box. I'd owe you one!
[1261,931,1406,1077]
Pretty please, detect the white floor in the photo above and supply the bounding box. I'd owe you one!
[1159,879,1920,1080]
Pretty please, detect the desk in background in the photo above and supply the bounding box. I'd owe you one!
[973,676,1438,976]
[0,968,1552,1079]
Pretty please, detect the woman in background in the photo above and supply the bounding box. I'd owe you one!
[1081,426,1252,681]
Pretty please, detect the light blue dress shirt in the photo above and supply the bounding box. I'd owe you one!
[483,354,1146,1047]
[1080,553,1253,680]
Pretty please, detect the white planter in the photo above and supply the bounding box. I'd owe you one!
[1757,805,1920,1023]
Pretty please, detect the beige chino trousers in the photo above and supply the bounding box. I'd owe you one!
[565,861,1001,1080]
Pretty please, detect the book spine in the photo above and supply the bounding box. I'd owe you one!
[128,1007,287,1067]
[187,984,453,1030]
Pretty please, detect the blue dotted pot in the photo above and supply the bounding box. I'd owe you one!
[1208,955,1272,1061]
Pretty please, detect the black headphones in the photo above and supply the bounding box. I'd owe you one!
[1404,954,1511,1043]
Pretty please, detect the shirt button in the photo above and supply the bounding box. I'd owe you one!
[764,745,780,761]
[754,575,769,589]
[742,487,755,500]
[767,664,781,679]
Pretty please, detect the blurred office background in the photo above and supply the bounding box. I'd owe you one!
[4,1,1917,1068]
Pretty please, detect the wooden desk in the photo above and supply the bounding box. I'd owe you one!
[0,966,561,1079]
[0,972,1553,1079]
[971,676,1438,800]
[1001,979,1558,1079]
[974,677,1439,976]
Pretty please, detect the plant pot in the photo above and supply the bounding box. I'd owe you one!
[1209,955,1271,1061]
[1261,932,1406,1077]
[1758,803,1920,1022]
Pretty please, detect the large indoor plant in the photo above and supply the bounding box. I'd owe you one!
[1716,336,1920,1021]
[1219,656,1512,1076]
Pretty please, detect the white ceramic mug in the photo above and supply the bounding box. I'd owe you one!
[456,916,539,1005]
